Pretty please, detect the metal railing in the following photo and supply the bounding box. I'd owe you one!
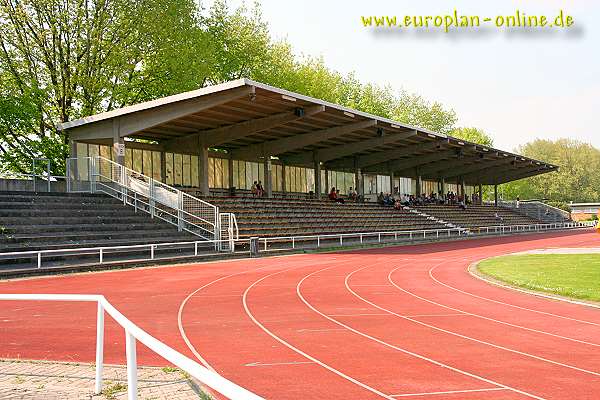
[495,200,571,223]
[0,222,593,273]
[0,294,262,400]
[0,157,66,192]
[65,156,238,242]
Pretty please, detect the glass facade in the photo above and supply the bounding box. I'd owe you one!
[74,143,475,195]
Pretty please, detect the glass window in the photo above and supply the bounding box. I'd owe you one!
[152,152,161,181]
[183,155,191,187]
[191,156,199,187]
[142,150,152,176]
[174,153,182,186]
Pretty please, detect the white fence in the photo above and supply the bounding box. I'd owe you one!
[0,222,594,273]
[0,294,263,400]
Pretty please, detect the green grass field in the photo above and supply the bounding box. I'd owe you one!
[477,254,600,302]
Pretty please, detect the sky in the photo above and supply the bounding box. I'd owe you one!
[217,0,599,153]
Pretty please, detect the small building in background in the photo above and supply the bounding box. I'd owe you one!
[569,203,600,221]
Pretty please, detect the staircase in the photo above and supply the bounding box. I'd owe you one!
[0,192,198,270]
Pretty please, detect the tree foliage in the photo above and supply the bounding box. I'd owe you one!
[450,127,494,146]
[499,139,600,204]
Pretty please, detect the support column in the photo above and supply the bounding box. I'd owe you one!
[478,183,483,205]
[160,152,166,183]
[441,177,446,195]
[69,139,78,158]
[389,169,395,195]
[264,157,273,198]
[494,184,498,207]
[112,119,125,166]
[198,142,209,196]
[228,157,234,189]
[281,164,287,195]
[415,171,422,197]
[460,178,466,201]
[314,160,321,199]
[324,169,329,194]
[355,168,363,198]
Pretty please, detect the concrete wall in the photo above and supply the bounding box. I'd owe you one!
[0,179,67,193]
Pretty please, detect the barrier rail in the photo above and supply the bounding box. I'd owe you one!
[0,222,593,273]
[0,294,263,400]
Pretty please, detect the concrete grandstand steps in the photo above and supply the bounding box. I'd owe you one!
[207,196,449,238]
[0,191,198,270]
[414,204,541,229]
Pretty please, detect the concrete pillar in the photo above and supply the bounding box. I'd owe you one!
[460,178,466,200]
[264,157,273,198]
[198,143,209,196]
[324,169,329,194]
[478,183,483,205]
[416,175,422,197]
[112,119,125,166]
[160,151,166,183]
[355,168,363,197]
[281,164,287,195]
[389,170,395,195]
[441,177,446,195]
[228,157,234,189]
[494,184,498,206]
[69,139,78,158]
[314,161,321,199]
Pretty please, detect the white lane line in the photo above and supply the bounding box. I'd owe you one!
[177,265,274,371]
[243,266,396,400]
[329,313,391,317]
[349,266,600,378]
[245,361,316,367]
[297,266,546,400]
[297,328,346,333]
[390,387,508,397]
[385,266,600,348]
[467,263,600,313]
[402,313,467,318]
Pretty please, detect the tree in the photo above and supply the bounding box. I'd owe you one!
[499,139,600,204]
[0,0,211,173]
[450,127,494,146]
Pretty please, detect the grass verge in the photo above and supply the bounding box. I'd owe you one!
[477,254,600,302]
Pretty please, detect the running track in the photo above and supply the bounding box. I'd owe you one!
[1,230,599,399]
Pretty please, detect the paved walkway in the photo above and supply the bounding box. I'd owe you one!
[0,359,204,399]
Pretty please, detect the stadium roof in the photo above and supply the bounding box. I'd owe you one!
[59,78,557,185]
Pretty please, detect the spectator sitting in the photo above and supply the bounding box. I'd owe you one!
[335,189,345,203]
[459,200,466,210]
[377,192,385,205]
[494,212,504,222]
[329,187,344,204]
[348,187,357,201]
[383,193,395,206]
[256,181,264,197]
[251,181,258,197]
[394,198,403,210]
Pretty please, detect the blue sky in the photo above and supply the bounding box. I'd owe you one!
[217,0,599,152]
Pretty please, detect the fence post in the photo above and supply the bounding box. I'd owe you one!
[46,159,51,192]
[177,191,183,232]
[125,331,137,400]
[37,252,41,269]
[340,236,343,246]
[66,161,71,193]
[99,248,103,264]
[292,237,295,249]
[95,302,105,394]
[150,245,155,260]
[149,178,155,218]
[194,242,198,256]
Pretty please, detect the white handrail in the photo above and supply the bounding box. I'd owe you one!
[0,294,263,400]
[0,222,593,271]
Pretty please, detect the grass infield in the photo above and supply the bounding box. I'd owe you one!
[478,254,600,302]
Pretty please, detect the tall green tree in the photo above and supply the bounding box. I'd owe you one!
[450,127,494,146]
[499,139,600,205]
[0,0,211,173]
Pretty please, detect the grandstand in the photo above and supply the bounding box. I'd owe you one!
[0,78,580,272]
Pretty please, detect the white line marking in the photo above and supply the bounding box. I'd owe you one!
[382,266,600,348]
[244,361,316,367]
[177,265,274,372]
[390,387,508,397]
[243,267,396,399]
[297,328,346,333]
[402,313,467,318]
[297,266,546,400]
[349,266,600,378]
[329,313,391,317]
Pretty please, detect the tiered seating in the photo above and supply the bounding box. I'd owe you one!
[207,197,448,238]
[0,192,197,253]
[414,204,542,229]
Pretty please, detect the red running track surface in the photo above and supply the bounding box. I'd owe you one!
[1,230,599,399]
